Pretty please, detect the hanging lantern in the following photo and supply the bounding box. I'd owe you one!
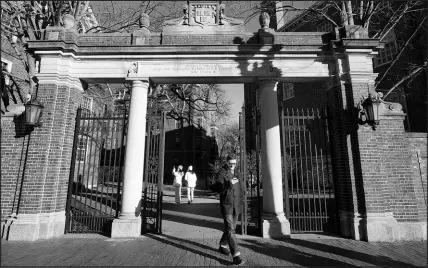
[24,98,44,126]
[362,93,381,125]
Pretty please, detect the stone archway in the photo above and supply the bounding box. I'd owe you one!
[6,1,420,243]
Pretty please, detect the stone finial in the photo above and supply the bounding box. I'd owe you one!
[259,12,270,29]
[219,4,226,25]
[139,13,150,29]
[182,4,189,25]
[62,14,77,32]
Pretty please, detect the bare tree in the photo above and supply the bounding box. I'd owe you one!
[216,122,240,160]
[146,83,232,124]
[1,1,93,101]
[229,1,427,99]
[1,1,182,111]
[89,1,183,33]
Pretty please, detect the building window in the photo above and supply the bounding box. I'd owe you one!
[282,83,295,100]
[82,96,93,116]
[175,133,180,148]
[373,31,398,67]
[1,58,12,86]
[316,21,333,32]
[175,119,183,129]
[77,137,88,162]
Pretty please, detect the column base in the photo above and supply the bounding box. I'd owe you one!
[261,212,290,239]
[111,216,142,238]
[339,211,427,242]
[2,212,65,241]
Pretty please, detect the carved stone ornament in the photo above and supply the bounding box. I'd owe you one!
[259,12,270,29]
[127,62,138,77]
[62,14,77,32]
[139,13,150,29]
[190,2,217,26]
[162,1,244,30]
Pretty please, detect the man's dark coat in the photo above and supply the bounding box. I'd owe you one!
[209,164,244,216]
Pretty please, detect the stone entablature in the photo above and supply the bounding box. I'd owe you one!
[40,27,332,47]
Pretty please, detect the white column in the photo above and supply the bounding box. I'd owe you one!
[258,79,290,238]
[111,79,148,237]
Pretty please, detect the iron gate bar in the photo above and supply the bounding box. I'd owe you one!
[255,128,261,236]
[65,108,81,233]
[157,111,165,234]
[115,109,127,218]
[308,109,315,231]
[281,107,336,233]
[65,108,126,234]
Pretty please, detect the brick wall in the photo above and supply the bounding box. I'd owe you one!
[406,132,427,222]
[1,83,82,222]
[327,80,422,224]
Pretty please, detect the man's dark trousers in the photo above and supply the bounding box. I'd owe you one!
[219,211,240,255]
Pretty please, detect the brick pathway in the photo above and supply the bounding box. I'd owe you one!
[1,186,426,267]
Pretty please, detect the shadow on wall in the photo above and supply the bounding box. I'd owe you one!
[1,113,33,239]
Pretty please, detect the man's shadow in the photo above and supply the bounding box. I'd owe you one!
[145,233,231,265]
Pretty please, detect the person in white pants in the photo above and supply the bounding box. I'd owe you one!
[185,165,197,204]
[172,165,184,204]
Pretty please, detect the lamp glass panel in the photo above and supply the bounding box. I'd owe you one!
[372,100,380,123]
[25,104,42,125]
[364,102,374,122]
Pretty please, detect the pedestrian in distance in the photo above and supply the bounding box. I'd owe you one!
[185,165,197,204]
[209,154,245,266]
[172,165,184,204]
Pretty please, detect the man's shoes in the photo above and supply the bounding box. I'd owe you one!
[188,201,191,204]
[232,255,244,266]
[219,245,230,255]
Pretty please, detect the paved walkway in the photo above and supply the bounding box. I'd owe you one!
[1,186,427,267]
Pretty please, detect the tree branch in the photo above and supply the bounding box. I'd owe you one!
[382,62,426,99]
[375,14,427,88]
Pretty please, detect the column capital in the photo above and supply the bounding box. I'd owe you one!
[257,77,279,83]
[125,77,150,83]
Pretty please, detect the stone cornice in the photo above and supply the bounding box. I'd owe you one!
[28,41,326,56]
[339,38,383,50]
[37,73,84,91]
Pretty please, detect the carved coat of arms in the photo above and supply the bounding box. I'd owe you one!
[191,4,217,26]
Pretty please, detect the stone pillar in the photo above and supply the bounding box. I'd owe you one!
[327,41,426,241]
[2,74,84,241]
[258,79,290,238]
[111,79,149,238]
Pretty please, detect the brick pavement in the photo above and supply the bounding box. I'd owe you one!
[1,187,427,267]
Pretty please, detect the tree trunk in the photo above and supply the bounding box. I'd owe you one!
[345,1,354,25]
[341,1,348,26]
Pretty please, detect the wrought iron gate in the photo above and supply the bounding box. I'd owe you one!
[240,106,262,236]
[65,108,127,234]
[281,107,337,233]
[141,106,166,234]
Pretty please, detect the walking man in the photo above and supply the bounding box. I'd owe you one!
[209,154,245,266]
